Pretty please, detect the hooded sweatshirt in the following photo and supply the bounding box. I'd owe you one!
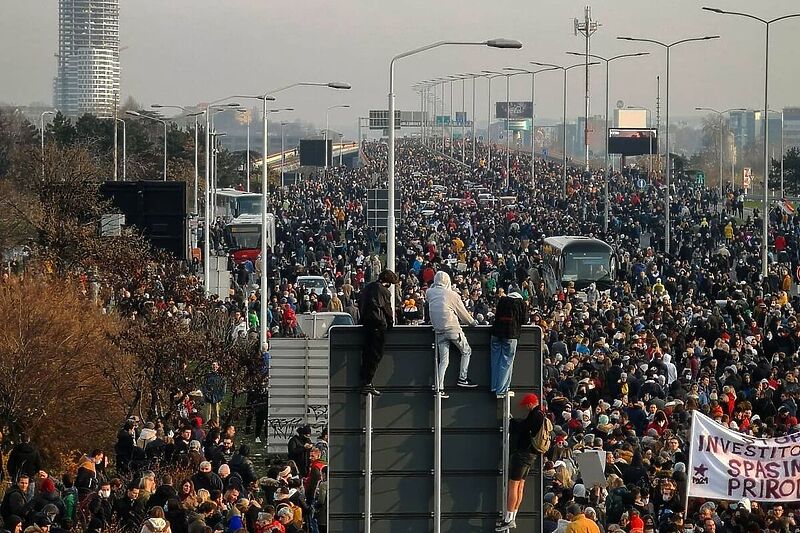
[426,271,476,335]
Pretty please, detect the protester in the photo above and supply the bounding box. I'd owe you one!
[357,269,398,396]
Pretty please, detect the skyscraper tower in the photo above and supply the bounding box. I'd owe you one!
[54,0,120,118]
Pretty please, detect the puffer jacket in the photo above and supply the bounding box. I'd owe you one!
[426,271,476,335]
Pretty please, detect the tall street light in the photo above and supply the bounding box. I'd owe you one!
[694,107,747,201]
[325,104,350,173]
[481,72,504,171]
[152,104,202,210]
[40,110,55,156]
[567,51,649,231]
[503,66,560,188]
[531,61,597,197]
[702,7,800,277]
[115,117,127,182]
[387,39,522,281]
[617,34,720,255]
[234,81,350,352]
[126,110,169,181]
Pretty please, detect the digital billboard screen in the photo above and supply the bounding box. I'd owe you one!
[495,101,533,120]
[299,139,332,166]
[608,128,658,156]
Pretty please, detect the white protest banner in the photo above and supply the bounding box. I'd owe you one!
[575,450,607,488]
[689,410,800,502]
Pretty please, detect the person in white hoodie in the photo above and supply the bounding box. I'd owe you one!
[427,271,478,396]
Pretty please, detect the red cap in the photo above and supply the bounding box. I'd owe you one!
[520,393,539,408]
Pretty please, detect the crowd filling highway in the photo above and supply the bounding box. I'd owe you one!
[5,137,800,533]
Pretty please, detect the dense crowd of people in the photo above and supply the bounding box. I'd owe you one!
[5,132,800,533]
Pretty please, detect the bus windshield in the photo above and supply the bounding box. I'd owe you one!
[237,197,262,216]
[225,224,260,249]
[562,250,612,283]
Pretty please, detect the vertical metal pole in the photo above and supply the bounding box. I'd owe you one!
[442,82,446,151]
[762,24,770,279]
[246,118,251,192]
[461,78,466,162]
[665,46,671,256]
[260,95,270,351]
[163,121,168,181]
[449,80,454,157]
[194,116,198,212]
[781,111,785,198]
[502,393,511,527]
[434,347,442,533]
[530,73,536,186]
[122,119,127,181]
[203,109,211,296]
[281,122,286,185]
[583,7,591,172]
[325,112,329,174]
[365,393,373,533]
[387,62,397,285]
[488,77,492,167]
[719,113,724,200]
[113,100,118,181]
[562,68,568,197]
[433,87,438,150]
[472,76,476,162]
[604,60,610,232]
[506,74,511,183]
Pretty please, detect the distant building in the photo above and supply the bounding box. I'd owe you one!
[728,110,757,153]
[54,0,120,118]
[782,108,800,151]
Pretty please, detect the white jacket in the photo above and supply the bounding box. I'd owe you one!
[426,271,476,335]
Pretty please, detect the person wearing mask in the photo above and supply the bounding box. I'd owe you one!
[427,271,479,398]
[191,462,223,494]
[497,393,545,531]
[358,270,398,396]
[490,288,527,399]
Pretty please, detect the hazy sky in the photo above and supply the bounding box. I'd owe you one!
[1,0,798,136]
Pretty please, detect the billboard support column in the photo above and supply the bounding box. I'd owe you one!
[365,393,373,533]
[434,357,442,533]
[502,393,511,527]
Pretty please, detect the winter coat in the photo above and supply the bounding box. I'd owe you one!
[426,271,476,335]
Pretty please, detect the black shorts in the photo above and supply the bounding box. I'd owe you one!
[509,452,535,481]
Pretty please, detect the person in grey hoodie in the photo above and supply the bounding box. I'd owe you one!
[426,271,478,396]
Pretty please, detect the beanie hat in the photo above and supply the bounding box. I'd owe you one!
[519,393,539,408]
[40,478,56,494]
[573,483,587,498]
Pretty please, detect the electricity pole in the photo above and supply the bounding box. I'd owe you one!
[575,6,600,172]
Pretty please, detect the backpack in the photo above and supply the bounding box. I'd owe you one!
[531,416,554,454]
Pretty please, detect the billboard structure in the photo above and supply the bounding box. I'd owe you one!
[366,189,401,230]
[329,326,543,533]
[299,139,332,166]
[369,110,425,130]
[608,128,658,156]
[496,101,533,120]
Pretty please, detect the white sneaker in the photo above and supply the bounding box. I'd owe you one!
[255,437,262,443]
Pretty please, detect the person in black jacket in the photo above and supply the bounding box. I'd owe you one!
[287,425,313,478]
[7,435,42,484]
[0,475,30,524]
[112,483,144,533]
[498,393,545,531]
[490,290,527,398]
[147,474,178,511]
[358,269,398,396]
[228,445,258,487]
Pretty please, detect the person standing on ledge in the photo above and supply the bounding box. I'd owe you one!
[427,271,478,398]
[359,269,398,396]
[490,288,527,399]
[497,392,546,532]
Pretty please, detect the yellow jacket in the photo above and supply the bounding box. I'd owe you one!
[566,514,601,533]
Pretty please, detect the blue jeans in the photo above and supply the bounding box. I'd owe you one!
[490,336,518,394]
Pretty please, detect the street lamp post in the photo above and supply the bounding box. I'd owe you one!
[386,39,522,280]
[40,110,55,157]
[567,51,649,231]
[116,118,127,182]
[385,38,521,533]
[530,61,596,197]
[695,107,747,202]
[126,110,169,181]
[503,67,560,188]
[703,6,800,276]
[618,34,720,255]
[325,104,350,174]
[482,73,503,172]
[152,104,204,209]
[233,82,350,352]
